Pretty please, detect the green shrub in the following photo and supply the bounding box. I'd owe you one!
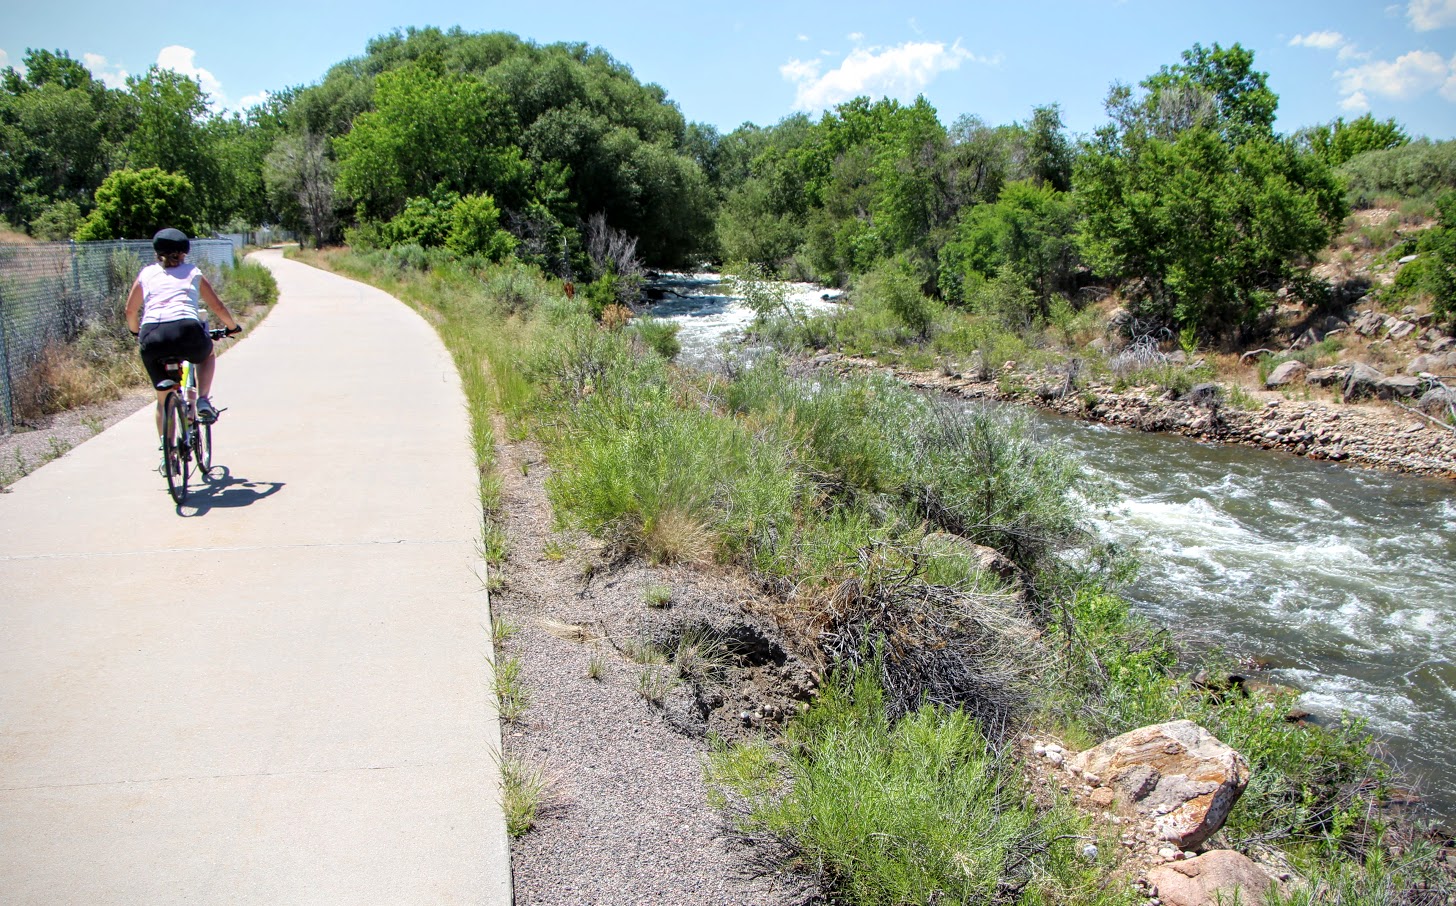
[706,668,1127,906]
[214,260,279,309]
[630,316,681,361]
[446,192,517,261]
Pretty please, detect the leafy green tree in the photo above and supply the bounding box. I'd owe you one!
[1077,44,1344,338]
[1420,190,1456,323]
[73,167,195,240]
[123,67,226,225]
[334,61,530,220]
[1016,105,1074,192]
[1297,114,1409,167]
[1108,42,1275,146]
[447,192,517,260]
[0,49,129,229]
[1077,127,1344,336]
[264,131,337,247]
[939,181,1078,312]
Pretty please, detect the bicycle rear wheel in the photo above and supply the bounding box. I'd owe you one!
[194,419,212,476]
[163,392,190,504]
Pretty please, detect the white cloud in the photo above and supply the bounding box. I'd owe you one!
[1337,49,1450,101]
[0,50,9,69]
[1341,90,1371,112]
[1408,0,1456,30]
[847,32,865,43]
[1443,70,1456,100]
[797,34,809,42]
[1290,30,1346,50]
[782,40,994,112]
[82,53,129,89]
[156,45,224,102]
[237,90,271,111]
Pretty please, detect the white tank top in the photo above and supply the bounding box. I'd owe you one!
[137,262,203,325]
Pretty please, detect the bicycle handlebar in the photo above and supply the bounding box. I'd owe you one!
[210,326,243,339]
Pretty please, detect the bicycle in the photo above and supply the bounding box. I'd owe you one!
[157,326,237,504]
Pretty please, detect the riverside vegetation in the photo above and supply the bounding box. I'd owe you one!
[9,22,1456,905]
[296,244,1452,905]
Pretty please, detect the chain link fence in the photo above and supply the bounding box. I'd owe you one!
[0,239,234,431]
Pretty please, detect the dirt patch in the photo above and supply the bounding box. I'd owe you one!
[489,431,822,905]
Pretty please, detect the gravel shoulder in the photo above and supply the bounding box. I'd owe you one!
[489,428,823,906]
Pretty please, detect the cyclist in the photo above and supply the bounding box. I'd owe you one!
[124,228,242,446]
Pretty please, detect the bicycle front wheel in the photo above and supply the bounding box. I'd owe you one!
[194,419,212,476]
[163,392,190,504]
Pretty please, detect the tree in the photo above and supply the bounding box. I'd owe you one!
[0,49,129,229]
[1140,42,1276,145]
[264,131,337,247]
[73,167,195,240]
[1420,190,1456,323]
[1076,44,1344,339]
[1076,128,1344,337]
[333,61,531,219]
[1297,114,1410,167]
[123,67,225,225]
[447,192,516,260]
[939,180,1078,312]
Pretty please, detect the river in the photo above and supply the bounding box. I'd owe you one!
[649,273,1456,820]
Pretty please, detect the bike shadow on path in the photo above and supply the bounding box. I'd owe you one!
[175,466,285,516]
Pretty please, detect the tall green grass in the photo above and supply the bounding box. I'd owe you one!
[294,247,1435,900]
[707,667,1136,906]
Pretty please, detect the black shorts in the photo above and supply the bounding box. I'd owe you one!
[139,319,213,389]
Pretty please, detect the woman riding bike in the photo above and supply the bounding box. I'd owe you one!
[124,228,242,446]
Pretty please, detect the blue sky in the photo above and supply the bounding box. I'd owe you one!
[4,0,1454,139]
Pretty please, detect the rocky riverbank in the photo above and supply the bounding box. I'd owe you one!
[824,354,1456,480]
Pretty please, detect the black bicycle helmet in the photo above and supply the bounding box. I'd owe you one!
[152,228,190,255]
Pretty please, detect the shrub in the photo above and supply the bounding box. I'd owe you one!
[706,667,1120,906]
[630,316,681,361]
[74,167,196,241]
[213,260,279,309]
[446,192,517,261]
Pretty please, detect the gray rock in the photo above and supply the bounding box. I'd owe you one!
[1407,355,1438,375]
[1388,320,1417,340]
[1418,387,1456,416]
[1307,365,1351,386]
[1344,362,1387,401]
[1398,254,1420,265]
[1265,360,1307,388]
[1353,311,1386,337]
[1290,327,1321,350]
[1376,375,1422,399]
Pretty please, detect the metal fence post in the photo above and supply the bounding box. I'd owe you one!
[0,288,12,431]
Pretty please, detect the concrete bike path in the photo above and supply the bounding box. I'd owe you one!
[0,249,511,904]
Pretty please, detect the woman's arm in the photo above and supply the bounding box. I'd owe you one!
[199,276,241,332]
[124,281,144,335]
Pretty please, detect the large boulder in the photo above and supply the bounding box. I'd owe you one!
[1343,362,1386,401]
[1070,720,1249,848]
[1306,365,1350,387]
[1352,311,1387,337]
[1147,850,1273,906]
[1407,354,1440,375]
[1375,375,1422,399]
[1418,386,1456,416]
[1265,360,1306,389]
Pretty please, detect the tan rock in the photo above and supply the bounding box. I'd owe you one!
[1147,849,1272,906]
[1265,360,1307,389]
[1070,719,1249,847]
